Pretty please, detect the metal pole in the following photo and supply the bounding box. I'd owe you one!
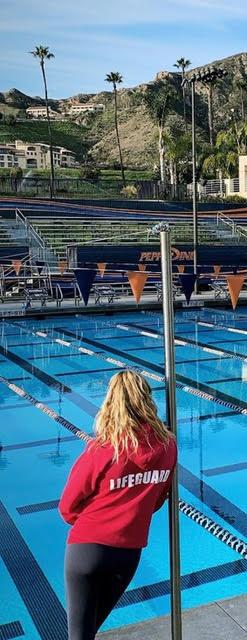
[160,230,182,640]
[191,80,198,294]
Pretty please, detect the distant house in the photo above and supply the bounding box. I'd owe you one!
[26,106,59,120]
[67,103,105,116]
[1,140,77,169]
[0,145,26,169]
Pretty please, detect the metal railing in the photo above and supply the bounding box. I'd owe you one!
[15,208,57,264]
[216,210,247,242]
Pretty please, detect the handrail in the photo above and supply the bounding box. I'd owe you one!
[16,208,45,250]
[217,210,247,241]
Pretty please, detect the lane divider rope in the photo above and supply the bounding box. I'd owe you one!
[0,339,246,559]
[116,321,247,362]
[3,320,247,416]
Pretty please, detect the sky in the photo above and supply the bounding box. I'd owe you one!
[1,0,247,98]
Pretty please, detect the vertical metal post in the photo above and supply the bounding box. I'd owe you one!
[160,230,182,640]
[191,80,198,293]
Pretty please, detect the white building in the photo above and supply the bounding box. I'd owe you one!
[68,103,104,116]
[0,145,26,169]
[1,140,77,169]
[26,106,59,119]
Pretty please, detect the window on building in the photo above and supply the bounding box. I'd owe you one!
[0,162,5,167]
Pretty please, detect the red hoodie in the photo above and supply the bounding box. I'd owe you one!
[59,425,177,548]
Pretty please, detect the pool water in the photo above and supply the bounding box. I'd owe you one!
[0,308,247,639]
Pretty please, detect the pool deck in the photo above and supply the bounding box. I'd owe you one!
[99,595,247,639]
[1,289,247,318]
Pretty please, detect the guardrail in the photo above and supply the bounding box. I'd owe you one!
[216,210,247,242]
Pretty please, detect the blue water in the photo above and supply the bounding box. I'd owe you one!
[0,308,247,639]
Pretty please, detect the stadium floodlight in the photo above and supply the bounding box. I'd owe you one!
[181,66,227,291]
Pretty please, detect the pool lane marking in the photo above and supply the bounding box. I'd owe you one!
[54,328,247,418]
[1,367,247,568]
[179,500,247,559]
[0,500,68,640]
[0,376,91,444]
[4,321,247,417]
[15,492,247,560]
[0,342,99,418]
[0,621,24,639]
[122,320,247,361]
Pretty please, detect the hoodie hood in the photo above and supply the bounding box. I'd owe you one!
[129,423,166,470]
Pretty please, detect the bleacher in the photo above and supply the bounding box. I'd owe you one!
[29,216,220,260]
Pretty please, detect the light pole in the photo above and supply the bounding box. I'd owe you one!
[182,66,227,293]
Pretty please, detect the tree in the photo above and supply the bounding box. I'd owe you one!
[234,77,247,122]
[30,45,55,198]
[163,130,191,198]
[105,72,126,186]
[173,57,191,129]
[144,80,175,187]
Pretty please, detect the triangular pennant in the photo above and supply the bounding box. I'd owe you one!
[12,259,22,276]
[58,260,67,275]
[97,263,106,278]
[226,275,245,310]
[178,274,197,304]
[177,265,185,274]
[213,265,221,277]
[138,264,146,271]
[127,271,148,303]
[74,269,97,306]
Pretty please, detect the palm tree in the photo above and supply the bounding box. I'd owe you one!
[163,131,191,198]
[144,81,175,188]
[105,72,126,186]
[235,77,247,122]
[30,46,55,198]
[174,57,191,129]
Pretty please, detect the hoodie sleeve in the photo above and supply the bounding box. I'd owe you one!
[58,443,97,525]
[154,438,177,512]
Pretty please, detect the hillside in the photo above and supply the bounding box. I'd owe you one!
[0,120,88,161]
[0,52,247,167]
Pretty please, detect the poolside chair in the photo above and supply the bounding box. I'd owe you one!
[210,279,230,301]
[23,287,49,310]
[93,284,117,305]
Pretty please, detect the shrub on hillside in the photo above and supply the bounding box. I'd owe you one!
[121,184,139,199]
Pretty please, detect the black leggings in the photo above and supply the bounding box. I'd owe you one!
[65,543,141,640]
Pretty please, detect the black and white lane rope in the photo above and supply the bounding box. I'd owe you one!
[0,373,246,560]
[3,319,247,417]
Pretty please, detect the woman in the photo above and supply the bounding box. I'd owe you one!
[59,370,177,640]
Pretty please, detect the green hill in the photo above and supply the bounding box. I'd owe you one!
[1,52,247,168]
[0,120,88,161]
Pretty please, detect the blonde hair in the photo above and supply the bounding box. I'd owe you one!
[95,370,171,460]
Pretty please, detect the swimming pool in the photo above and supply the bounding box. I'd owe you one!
[0,307,247,639]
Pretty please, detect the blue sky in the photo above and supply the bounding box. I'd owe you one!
[1,0,247,98]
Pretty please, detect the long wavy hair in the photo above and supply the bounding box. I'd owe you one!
[95,370,171,460]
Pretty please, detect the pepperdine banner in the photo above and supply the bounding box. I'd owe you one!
[74,244,247,270]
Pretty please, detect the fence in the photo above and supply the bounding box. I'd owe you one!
[0,176,160,200]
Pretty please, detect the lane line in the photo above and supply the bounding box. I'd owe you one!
[0,501,68,640]
[55,328,247,417]
[0,376,91,444]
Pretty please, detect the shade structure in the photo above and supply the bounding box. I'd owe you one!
[74,269,97,306]
[127,271,148,303]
